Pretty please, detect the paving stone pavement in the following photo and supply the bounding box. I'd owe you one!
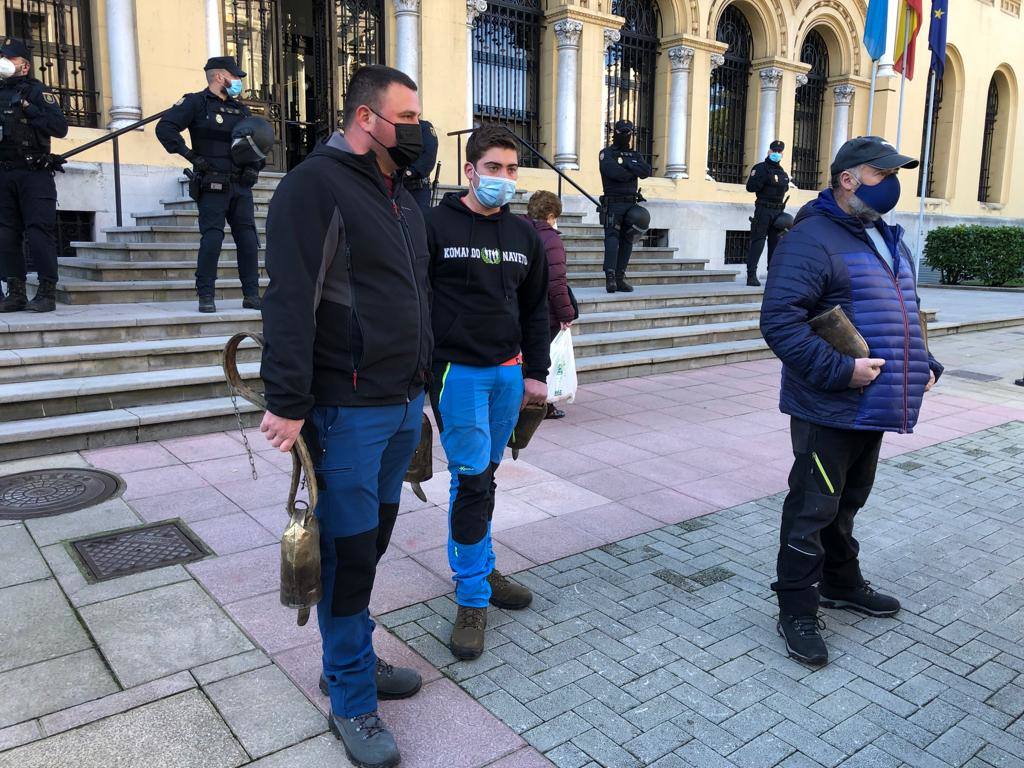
[380,421,1024,768]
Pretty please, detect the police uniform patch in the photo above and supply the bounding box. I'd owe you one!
[429,124,436,137]
[773,174,779,183]
[750,168,757,176]
[174,97,185,106]
[215,114,224,124]
[599,151,605,161]
[617,156,623,164]
[43,92,57,105]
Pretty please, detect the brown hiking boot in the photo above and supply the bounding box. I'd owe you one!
[488,569,533,610]
[450,606,487,660]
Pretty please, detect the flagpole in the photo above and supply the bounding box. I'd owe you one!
[915,67,937,284]
[895,4,910,150]
[867,60,879,134]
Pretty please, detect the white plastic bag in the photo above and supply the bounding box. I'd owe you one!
[546,329,578,404]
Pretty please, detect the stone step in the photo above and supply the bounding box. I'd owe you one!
[0,396,262,463]
[0,362,262,422]
[576,337,775,383]
[573,320,763,357]
[0,335,262,383]
[71,242,266,263]
[0,305,260,349]
[572,284,766,313]
[36,276,271,305]
[574,302,764,333]
[568,270,738,289]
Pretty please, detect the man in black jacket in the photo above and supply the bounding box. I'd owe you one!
[259,65,431,768]
[745,139,790,286]
[425,125,550,661]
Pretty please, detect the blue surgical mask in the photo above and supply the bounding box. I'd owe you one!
[852,172,901,215]
[769,152,783,163]
[226,79,243,98]
[473,173,517,209]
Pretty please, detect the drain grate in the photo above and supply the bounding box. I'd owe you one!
[70,521,207,582]
[0,469,122,521]
[946,370,1002,383]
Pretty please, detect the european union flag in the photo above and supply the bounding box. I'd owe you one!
[864,0,889,61]
[929,0,948,78]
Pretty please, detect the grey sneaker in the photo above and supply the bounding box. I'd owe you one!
[329,710,400,768]
[319,659,421,700]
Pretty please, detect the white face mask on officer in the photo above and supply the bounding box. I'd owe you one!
[0,58,16,79]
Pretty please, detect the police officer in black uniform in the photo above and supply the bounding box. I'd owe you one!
[745,139,790,287]
[156,56,262,313]
[599,119,652,293]
[0,37,68,313]
[401,118,437,212]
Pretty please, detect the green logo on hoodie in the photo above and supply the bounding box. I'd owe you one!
[480,248,502,265]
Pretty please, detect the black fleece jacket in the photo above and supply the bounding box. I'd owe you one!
[260,136,432,419]
[425,192,550,382]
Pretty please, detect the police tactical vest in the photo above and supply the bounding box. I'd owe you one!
[0,81,49,159]
[189,95,249,168]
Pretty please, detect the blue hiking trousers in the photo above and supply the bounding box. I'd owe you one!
[429,361,524,608]
[308,393,424,718]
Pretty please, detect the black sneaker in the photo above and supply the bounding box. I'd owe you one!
[820,581,900,617]
[777,613,828,666]
[319,659,422,700]
[329,710,400,768]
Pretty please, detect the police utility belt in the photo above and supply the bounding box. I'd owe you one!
[600,193,644,205]
[402,177,430,191]
[754,199,786,211]
[0,155,51,172]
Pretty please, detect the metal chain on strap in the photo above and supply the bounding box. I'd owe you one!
[229,389,259,481]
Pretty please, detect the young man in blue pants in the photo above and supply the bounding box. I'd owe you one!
[425,125,551,659]
[260,65,432,768]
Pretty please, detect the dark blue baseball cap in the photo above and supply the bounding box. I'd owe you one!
[1,37,31,60]
[831,135,918,177]
[204,56,246,78]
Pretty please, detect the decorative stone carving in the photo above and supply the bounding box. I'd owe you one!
[759,67,784,90]
[467,0,487,26]
[834,83,856,105]
[554,19,584,48]
[667,45,695,72]
[795,73,809,88]
[710,53,725,71]
[393,0,420,12]
[603,28,622,50]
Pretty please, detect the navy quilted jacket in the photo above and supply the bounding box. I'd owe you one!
[760,188,943,433]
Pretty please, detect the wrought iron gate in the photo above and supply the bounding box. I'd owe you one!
[708,6,753,184]
[978,78,998,203]
[605,0,660,165]
[918,74,943,198]
[334,0,384,110]
[472,0,542,167]
[792,31,828,190]
[3,0,98,127]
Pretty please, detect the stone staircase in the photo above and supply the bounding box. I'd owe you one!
[0,174,959,460]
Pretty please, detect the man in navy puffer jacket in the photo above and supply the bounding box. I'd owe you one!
[760,136,943,666]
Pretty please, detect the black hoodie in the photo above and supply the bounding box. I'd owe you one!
[260,136,432,419]
[425,192,550,382]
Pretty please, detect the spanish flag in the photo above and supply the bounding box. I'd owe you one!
[894,0,923,79]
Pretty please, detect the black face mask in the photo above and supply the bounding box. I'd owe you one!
[368,108,423,168]
[613,133,631,149]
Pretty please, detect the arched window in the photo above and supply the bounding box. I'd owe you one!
[473,0,543,166]
[978,78,999,203]
[708,5,753,183]
[3,0,98,127]
[792,30,829,190]
[917,75,944,198]
[606,0,661,165]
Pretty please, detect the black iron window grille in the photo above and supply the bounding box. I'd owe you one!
[334,0,384,116]
[978,77,998,203]
[917,74,943,198]
[724,229,751,265]
[56,210,93,256]
[792,30,828,190]
[224,0,282,115]
[605,0,661,166]
[3,0,98,128]
[708,5,753,184]
[472,0,542,168]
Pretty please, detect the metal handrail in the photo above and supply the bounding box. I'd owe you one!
[58,110,170,228]
[445,126,601,210]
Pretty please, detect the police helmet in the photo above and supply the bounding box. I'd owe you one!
[773,212,795,232]
[622,205,651,243]
[231,117,275,166]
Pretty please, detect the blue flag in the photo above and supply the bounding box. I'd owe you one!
[864,0,889,61]
[928,0,948,78]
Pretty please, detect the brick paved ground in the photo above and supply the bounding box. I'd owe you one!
[381,421,1024,768]
[1,327,1022,767]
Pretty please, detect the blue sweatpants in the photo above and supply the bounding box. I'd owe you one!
[429,362,524,608]
[308,393,425,718]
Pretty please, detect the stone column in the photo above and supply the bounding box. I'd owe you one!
[466,0,487,129]
[757,67,784,159]
[553,19,583,170]
[665,45,694,178]
[106,0,143,129]
[831,84,856,160]
[705,52,725,180]
[393,0,421,82]
[205,0,223,57]
[601,28,622,145]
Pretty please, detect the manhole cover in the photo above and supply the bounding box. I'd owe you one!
[0,469,123,520]
[946,370,1001,383]
[70,521,207,582]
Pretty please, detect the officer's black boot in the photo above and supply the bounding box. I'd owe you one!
[0,278,28,313]
[615,272,634,292]
[26,278,57,313]
[198,295,217,313]
[604,271,617,294]
[746,270,761,287]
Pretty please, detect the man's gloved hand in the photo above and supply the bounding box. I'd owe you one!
[186,152,211,174]
[238,166,260,187]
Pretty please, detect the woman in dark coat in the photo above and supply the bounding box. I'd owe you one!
[525,190,576,419]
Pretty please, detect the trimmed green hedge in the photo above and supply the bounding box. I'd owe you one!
[924,225,1024,286]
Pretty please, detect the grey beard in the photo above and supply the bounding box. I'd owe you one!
[847,194,881,223]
